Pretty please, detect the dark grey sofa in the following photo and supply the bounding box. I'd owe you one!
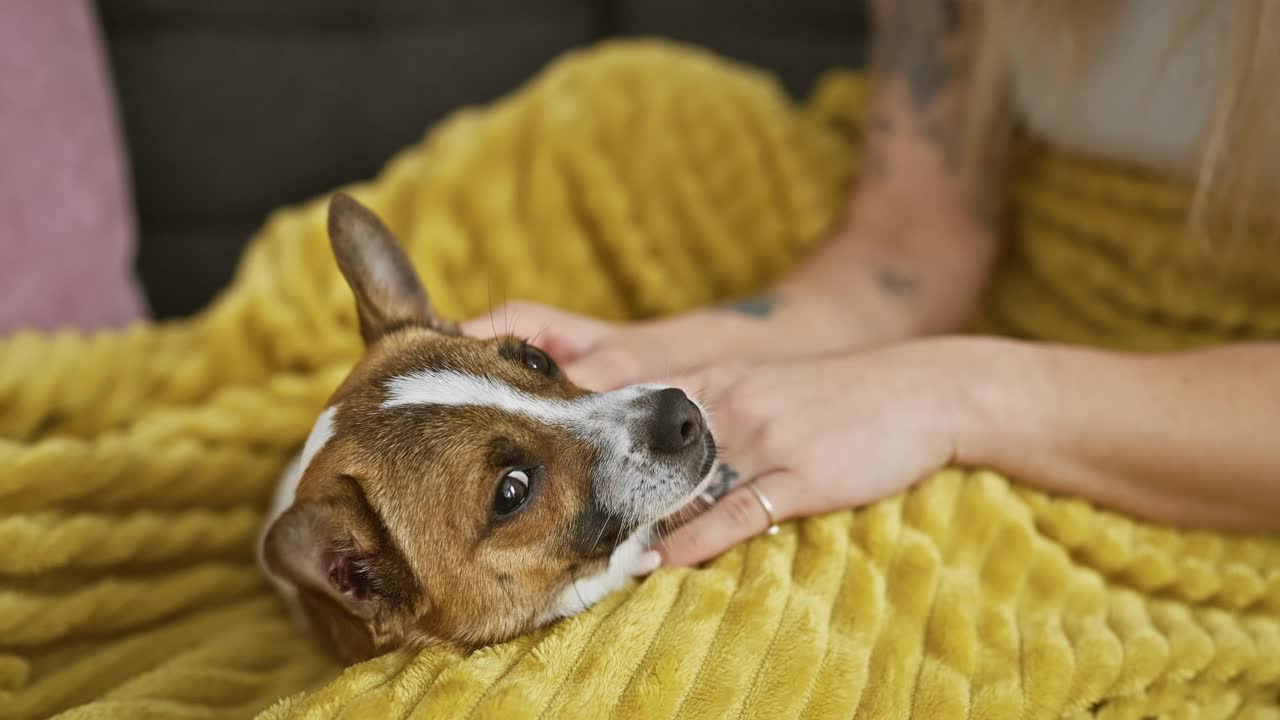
[95,0,869,318]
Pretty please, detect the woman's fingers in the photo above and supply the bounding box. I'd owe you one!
[652,362,789,566]
[658,363,768,470]
[657,469,795,567]
[562,343,651,391]
[657,363,748,417]
[564,329,698,391]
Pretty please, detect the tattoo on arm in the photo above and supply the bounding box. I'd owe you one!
[878,0,961,109]
[867,0,971,173]
[859,0,983,307]
[874,268,920,298]
[721,293,781,318]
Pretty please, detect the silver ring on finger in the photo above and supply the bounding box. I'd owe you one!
[746,482,780,536]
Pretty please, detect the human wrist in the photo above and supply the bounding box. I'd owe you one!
[842,187,997,334]
[924,336,1052,473]
[777,217,995,350]
[707,285,888,358]
[934,340,1221,526]
[770,254,919,350]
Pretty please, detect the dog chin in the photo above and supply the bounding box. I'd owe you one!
[539,445,719,626]
[648,439,721,538]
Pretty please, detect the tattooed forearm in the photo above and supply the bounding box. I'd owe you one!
[867,0,973,171]
[919,118,961,172]
[721,293,781,318]
[874,0,961,110]
[841,1,1005,323]
[862,113,893,180]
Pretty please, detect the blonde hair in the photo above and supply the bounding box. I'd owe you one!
[962,0,1280,244]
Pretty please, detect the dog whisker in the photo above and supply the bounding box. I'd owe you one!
[587,516,611,561]
[495,570,524,625]
[486,273,497,338]
[651,522,669,552]
[567,565,587,613]
[529,323,550,349]
[502,279,509,332]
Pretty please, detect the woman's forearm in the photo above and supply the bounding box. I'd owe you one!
[772,0,1006,347]
[774,195,1000,345]
[956,339,1280,531]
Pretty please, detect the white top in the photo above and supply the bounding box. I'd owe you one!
[1008,0,1228,179]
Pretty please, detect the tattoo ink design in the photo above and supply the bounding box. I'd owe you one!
[867,0,969,174]
[721,294,780,318]
[874,268,920,298]
[874,0,962,110]
[708,463,740,500]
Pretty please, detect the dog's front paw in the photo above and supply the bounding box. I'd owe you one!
[609,526,661,579]
[538,527,661,623]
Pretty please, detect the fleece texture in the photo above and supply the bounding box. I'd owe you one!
[1,40,1278,720]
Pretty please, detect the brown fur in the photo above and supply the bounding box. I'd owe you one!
[263,194,623,663]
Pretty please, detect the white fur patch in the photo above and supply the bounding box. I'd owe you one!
[383,369,591,422]
[538,527,661,623]
[267,405,337,527]
[258,405,338,623]
[380,369,706,529]
[382,368,716,622]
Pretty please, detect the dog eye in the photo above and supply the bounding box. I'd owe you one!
[521,343,556,377]
[494,469,531,515]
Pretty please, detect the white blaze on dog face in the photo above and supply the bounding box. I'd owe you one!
[381,369,716,529]
[260,193,716,664]
[266,332,717,661]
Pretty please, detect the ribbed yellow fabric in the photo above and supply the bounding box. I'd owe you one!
[0,40,1276,719]
[979,138,1280,351]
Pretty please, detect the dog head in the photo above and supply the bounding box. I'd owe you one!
[261,193,716,662]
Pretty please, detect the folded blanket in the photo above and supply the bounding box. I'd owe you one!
[1,40,1277,720]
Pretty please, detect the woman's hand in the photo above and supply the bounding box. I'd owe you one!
[460,290,872,391]
[657,337,993,566]
[660,337,1280,564]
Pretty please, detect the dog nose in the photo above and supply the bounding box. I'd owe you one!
[647,388,704,454]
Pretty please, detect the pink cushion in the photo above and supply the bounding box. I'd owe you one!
[0,0,145,334]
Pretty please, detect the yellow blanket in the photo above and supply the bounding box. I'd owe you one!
[2,40,1278,720]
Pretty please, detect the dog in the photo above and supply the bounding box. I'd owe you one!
[257,192,720,663]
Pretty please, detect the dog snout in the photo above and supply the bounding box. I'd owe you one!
[646,388,705,454]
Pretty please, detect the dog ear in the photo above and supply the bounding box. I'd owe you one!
[261,476,421,625]
[327,191,454,343]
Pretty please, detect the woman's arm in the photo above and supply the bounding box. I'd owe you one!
[960,340,1280,531]
[774,0,1008,345]
[465,0,1012,389]
[656,337,1279,567]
